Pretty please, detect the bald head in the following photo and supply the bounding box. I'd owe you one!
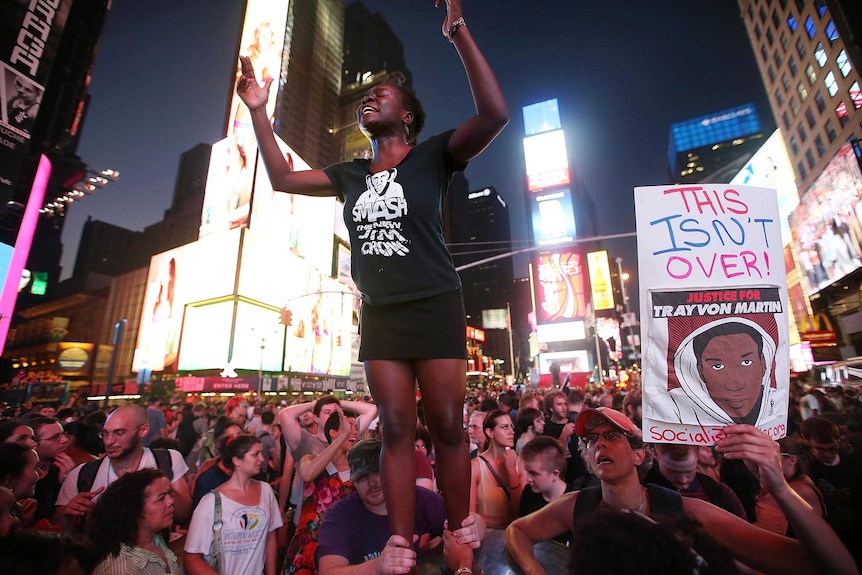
[106,404,147,427]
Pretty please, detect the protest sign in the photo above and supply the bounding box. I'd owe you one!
[635,184,789,445]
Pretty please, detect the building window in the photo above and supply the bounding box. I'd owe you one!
[773,10,782,29]
[761,44,770,62]
[806,108,816,128]
[769,66,777,83]
[789,55,798,76]
[814,42,827,67]
[767,28,775,46]
[797,81,808,101]
[790,135,800,154]
[798,161,808,180]
[782,73,791,91]
[804,16,816,39]
[794,0,804,12]
[825,120,837,142]
[760,6,768,24]
[780,32,789,50]
[783,111,792,130]
[798,124,807,143]
[825,71,838,96]
[836,102,849,127]
[851,82,862,109]
[814,135,826,157]
[806,64,817,85]
[755,23,763,39]
[790,96,800,116]
[815,0,827,17]
[774,49,783,68]
[825,20,839,46]
[787,15,798,32]
[806,149,816,169]
[748,3,755,20]
[775,87,784,106]
[814,90,826,112]
[837,50,852,77]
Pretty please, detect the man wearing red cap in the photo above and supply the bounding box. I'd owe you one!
[506,407,857,575]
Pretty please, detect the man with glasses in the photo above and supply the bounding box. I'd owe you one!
[506,407,858,575]
[53,405,192,530]
[801,416,862,567]
[28,417,74,521]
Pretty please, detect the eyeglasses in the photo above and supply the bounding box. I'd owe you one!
[36,431,70,443]
[583,429,627,446]
[99,425,142,440]
[810,442,840,453]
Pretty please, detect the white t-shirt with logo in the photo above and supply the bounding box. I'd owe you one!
[184,482,282,575]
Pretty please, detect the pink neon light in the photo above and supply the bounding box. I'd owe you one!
[0,154,52,354]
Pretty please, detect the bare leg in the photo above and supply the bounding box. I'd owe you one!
[416,358,472,570]
[365,359,418,546]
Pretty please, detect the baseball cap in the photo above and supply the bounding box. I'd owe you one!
[576,407,638,437]
[348,438,382,482]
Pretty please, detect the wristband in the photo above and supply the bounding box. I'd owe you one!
[447,17,466,42]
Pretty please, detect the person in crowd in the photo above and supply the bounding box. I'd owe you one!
[757,435,826,535]
[0,419,37,448]
[246,406,263,435]
[542,391,587,488]
[645,442,747,519]
[175,403,199,458]
[621,389,642,429]
[414,425,437,491]
[185,434,282,575]
[237,1,508,571]
[256,410,278,482]
[514,407,544,454]
[505,407,859,575]
[517,436,572,546]
[470,409,523,529]
[86,469,180,574]
[0,442,41,528]
[518,394,542,414]
[192,419,243,507]
[62,421,102,465]
[29,416,76,521]
[142,397,167,448]
[0,528,94,575]
[466,410,486,458]
[800,416,862,567]
[696,445,722,483]
[718,457,761,523]
[198,414,239,467]
[284,408,357,575]
[316,438,486,575]
[54,405,192,530]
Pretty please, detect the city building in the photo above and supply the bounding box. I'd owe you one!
[668,103,768,183]
[739,0,862,358]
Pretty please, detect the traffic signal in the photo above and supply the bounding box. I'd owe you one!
[280,308,293,326]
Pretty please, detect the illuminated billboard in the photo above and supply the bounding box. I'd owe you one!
[538,350,591,375]
[523,130,570,192]
[669,103,760,168]
[133,230,241,372]
[530,188,577,246]
[536,321,586,343]
[587,250,615,311]
[730,130,800,243]
[788,142,862,295]
[200,134,257,238]
[532,251,588,324]
[595,317,622,364]
[523,99,561,136]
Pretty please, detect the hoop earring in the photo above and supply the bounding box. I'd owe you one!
[404,122,410,138]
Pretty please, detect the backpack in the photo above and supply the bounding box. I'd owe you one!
[77,448,174,493]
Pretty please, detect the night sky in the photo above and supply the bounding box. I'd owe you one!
[66,0,772,311]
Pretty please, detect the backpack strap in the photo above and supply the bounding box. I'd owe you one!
[77,457,105,493]
[151,448,174,481]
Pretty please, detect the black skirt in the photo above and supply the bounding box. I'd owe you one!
[359,288,468,361]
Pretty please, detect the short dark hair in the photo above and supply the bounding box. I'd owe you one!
[313,396,341,417]
[800,416,840,444]
[515,407,542,435]
[0,442,33,484]
[324,411,356,442]
[261,411,275,425]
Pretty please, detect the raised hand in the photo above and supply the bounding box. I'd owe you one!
[236,55,273,112]
[64,485,105,517]
[714,425,785,494]
[435,0,464,39]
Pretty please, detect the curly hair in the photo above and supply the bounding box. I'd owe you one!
[86,468,166,563]
[0,442,33,484]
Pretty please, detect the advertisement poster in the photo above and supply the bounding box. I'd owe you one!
[635,184,789,444]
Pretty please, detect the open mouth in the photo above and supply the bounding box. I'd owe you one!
[596,456,614,466]
[360,105,377,115]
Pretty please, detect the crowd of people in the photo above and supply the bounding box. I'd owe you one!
[0,379,859,574]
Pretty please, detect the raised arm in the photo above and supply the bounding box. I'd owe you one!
[505,492,578,575]
[236,56,335,196]
[687,425,859,575]
[338,399,378,437]
[437,0,509,165]
[298,407,351,483]
[278,400,316,452]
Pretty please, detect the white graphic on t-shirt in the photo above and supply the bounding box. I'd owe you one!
[351,168,410,256]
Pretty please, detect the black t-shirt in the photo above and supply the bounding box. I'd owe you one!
[323,131,466,305]
[518,485,574,545]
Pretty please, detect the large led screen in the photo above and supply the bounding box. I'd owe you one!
[533,251,588,324]
[249,134,335,272]
[595,316,622,364]
[536,321,586,343]
[788,143,862,295]
[587,250,615,311]
[730,130,800,243]
[523,130,570,192]
[522,99,561,137]
[200,135,257,238]
[530,188,577,246]
[176,301,234,372]
[133,230,241,372]
[538,350,591,375]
